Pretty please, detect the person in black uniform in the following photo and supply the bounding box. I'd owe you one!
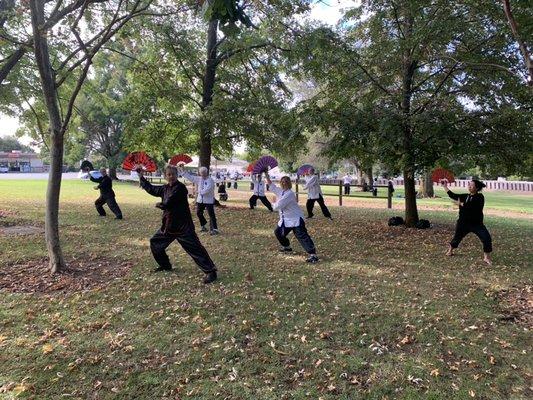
[138,165,218,283]
[443,179,492,265]
[87,167,123,219]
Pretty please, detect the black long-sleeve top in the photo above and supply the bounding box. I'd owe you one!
[140,176,194,234]
[89,174,115,197]
[447,190,485,225]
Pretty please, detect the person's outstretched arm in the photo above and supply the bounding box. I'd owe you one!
[181,170,197,184]
[139,174,164,197]
[88,172,103,184]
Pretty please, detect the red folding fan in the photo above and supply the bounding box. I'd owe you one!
[246,162,256,173]
[252,156,278,174]
[122,151,157,172]
[297,164,314,176]
[431,167,455,183]
[168,153,193,166]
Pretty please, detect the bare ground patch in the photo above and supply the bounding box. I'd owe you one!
[0,256,133,294]
[0,225,44,235]
[497,285,532,327]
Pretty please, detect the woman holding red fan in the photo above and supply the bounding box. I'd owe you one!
[137,165,218,283]
[442,179,492,265]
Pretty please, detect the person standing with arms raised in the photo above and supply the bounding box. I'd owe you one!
[303,167,332,220]
[138,165,218,283]
[442,179,492,265]
[180,166,219,235]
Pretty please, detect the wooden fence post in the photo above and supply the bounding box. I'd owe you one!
[387,186,392,209]
[339,180,342,206]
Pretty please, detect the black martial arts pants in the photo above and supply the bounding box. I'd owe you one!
[344,184,351,195]
[249,195,273,211]
[150,229,217,272]
[197,203,218,230]
[274,219,316,254]
[306,195,331,218]
[95,195,122,218]
[450,222,493,253]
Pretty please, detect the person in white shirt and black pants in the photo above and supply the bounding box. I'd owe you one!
[265,174,319,263]
[249,174,273,211]
[303,168,332,219]
[343,174,352,195]
[180,166,219,235]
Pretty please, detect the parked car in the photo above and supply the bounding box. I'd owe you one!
[0,165,8,173]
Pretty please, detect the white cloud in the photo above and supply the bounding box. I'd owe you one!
[0,114,19,137]
[308,0,361,26]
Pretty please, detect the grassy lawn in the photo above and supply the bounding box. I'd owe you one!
[0,179,532,399]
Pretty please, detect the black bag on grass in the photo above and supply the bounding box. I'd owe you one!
[388,216,404,226]
[415,219,431,229]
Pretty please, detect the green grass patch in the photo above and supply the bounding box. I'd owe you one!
[0,179,532,399]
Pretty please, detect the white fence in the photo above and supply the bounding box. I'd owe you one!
[381,178,533,192]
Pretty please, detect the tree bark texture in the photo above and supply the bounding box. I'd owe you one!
[419,170,434,197]
[30,0,66,273]
[199,19,219,169]
[400,11,419,227]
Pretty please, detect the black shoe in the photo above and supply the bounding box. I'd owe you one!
[306,216,313,219]
[203,271,217,284]
[326,216,333,221]
[306,254,319,264]
[152,266,172,272]
[115,216,123,220]
[279,246,293,253]
[200,226,208,232]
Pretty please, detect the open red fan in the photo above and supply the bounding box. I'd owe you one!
[252,156,278,174]
[246,162,256,173]
[431,167,455,183]
[168,153,193,166]
[297,164,314,176]
[122,151,157,172]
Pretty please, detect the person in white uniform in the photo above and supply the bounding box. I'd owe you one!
[265,173,319,263]
[343,174,352,195]
[303,168,332,219]
[249,174,273,211]
[180,166,219,235]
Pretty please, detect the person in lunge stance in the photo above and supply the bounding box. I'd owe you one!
[249,173,273,211]
[87,167,123,219]
[442,179,492,265]
[138,165,217,283]
[303,167,332,220]
[265,173,319,263]
[180,166,219,235]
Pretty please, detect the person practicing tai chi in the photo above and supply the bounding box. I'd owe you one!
[138,165,218,283]
[180,166,219,235]
[265,173,319,263]
[443,179,492,265]
[343,173,352,195]
[249,173,273,211]
[87,167,123,220]
[303,167,332,220]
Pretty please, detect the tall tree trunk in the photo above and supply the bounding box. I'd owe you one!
[419,169,434,197]
[400,11,419,227]
[365,167,373,187]
[109,166,118,180]
[30,0,65,273]
[502,0,533,86]
[199,19,218,169]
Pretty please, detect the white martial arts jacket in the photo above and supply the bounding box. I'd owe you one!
[269,182,304,227]
[182,171,215,204]
[343,175,352,185]
[251,175,266,196]
[303,175,322,200]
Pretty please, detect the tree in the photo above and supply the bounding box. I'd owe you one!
[293,0,532,226]
[2,0,153,273]
[0,135,32,152]
[123,1,309,169]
